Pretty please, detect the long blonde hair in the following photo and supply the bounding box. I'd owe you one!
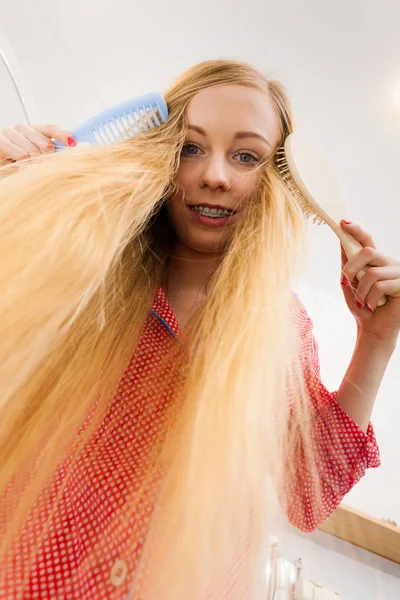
[0,60,317,598]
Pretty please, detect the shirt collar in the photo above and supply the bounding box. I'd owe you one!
[151,287,181,338]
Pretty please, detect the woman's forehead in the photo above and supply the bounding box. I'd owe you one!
[186,85,281,145]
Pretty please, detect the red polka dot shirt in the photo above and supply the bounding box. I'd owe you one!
[2,288,380,599]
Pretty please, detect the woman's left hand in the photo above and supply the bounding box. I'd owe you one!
[340,220,400,344]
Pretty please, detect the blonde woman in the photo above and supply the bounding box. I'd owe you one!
[0,61,399,600]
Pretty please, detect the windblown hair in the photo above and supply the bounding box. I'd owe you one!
[0,61,319,598]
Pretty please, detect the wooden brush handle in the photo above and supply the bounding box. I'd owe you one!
[340,232,387,307]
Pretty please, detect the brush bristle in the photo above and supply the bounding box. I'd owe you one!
[275,147,325,226]
[91,105,165,146]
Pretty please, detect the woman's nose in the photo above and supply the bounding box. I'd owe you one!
[199,156,230,192]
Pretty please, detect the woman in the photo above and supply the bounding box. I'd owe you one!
[0,60,398,600]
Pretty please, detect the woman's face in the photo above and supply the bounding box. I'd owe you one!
[165,84,282,253]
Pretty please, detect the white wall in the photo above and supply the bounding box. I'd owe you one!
[1,0,400,573]
[0,30,35,127]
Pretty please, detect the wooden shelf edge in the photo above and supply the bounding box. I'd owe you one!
[318,503,400,565]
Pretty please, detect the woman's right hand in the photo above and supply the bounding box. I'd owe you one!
[0,124,75,165]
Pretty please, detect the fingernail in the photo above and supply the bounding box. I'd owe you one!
[344,220,352,225]
[367,304,373,313]
[356,300,363,309]
[67,137,77,147]
[341,276,348,286]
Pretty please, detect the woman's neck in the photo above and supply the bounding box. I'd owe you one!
[165,240,223,296]
[163,240,223,327]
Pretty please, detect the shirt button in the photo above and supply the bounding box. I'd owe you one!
[110,558,128,587]
[180,364,190,376]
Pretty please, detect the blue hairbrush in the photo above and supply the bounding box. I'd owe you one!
[54,92,168,150]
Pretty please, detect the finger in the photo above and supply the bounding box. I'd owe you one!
[32,124,75,147]
[365,279,400,311]
[3,127,41,155]
[0,154,13,167]
[343,247,389,281]
[340,221,376,249]
[14,124,55,154]
[354,265,400,306]
[0,133,31,161]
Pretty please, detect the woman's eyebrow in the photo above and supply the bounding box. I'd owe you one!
[187,124,206,136]
[187,124,271,147]
[234,131,271,148]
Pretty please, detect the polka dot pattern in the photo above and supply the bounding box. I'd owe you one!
[1,289,380,598]
[286,297,381,532]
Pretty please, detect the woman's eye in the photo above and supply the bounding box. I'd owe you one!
[234,152,259,165]
[182,144,201,156]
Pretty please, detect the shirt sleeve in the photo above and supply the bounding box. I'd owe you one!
[284,296,381,533]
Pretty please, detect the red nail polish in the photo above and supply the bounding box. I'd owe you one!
[341,276,348,286]
[367,304,373,313]
[344,220,352,225]
[67,137,77,147]
[356,300,363,309]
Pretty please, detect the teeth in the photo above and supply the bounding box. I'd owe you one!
[191,206,234,217]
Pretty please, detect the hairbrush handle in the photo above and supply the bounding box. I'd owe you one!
[338,230,387,307]
[52,92,168,151]
[52,125,88,150]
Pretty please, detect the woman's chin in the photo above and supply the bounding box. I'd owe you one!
[185,231,230,254]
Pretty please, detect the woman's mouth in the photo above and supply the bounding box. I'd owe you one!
[187,204,237,228]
